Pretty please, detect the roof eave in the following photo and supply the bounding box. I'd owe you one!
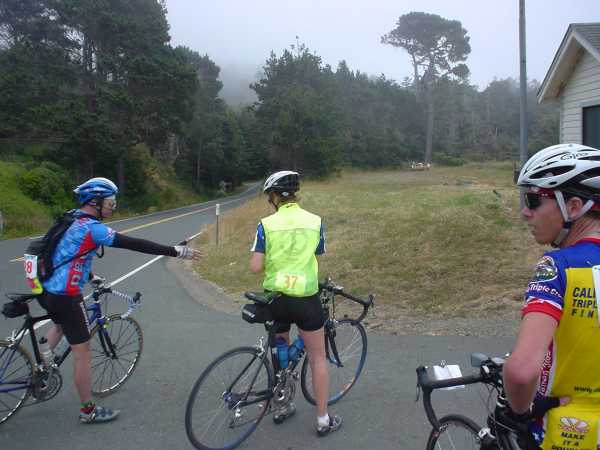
[538,26,600,103]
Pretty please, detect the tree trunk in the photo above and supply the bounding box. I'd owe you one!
[424,81,435,164]
[411,53,421,100]
[117,157,125,195]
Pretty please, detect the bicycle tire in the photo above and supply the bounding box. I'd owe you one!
[89,315,143,396]
[426,414,482,450]
[0,341,34,424]
[185,346,274,450]
[300,318,367,405]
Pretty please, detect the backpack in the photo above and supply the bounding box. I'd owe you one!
[24,210,97,294]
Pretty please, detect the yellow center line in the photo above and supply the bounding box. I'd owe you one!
[9,197,242,263]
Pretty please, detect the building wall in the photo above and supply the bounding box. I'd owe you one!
[560,50,600,143]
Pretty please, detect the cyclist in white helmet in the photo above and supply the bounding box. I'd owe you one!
[504,144,600,449]
[249,171,342,436]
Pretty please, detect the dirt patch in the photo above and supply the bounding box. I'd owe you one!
[170,258,523,338]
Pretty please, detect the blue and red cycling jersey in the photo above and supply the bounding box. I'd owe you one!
[42,210,116,296]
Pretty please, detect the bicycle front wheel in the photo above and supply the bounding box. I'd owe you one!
[185,347,274,450]
[90,315,143,396]
[426,414,482,450]
[0,341,33,424]
[300,318,367,405]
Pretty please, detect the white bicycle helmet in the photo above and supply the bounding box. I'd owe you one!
[517,143,600,194]
[263,171,300,196]
[518,143,600,246]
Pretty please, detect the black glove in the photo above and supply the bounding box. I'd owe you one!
[531,395,560,419]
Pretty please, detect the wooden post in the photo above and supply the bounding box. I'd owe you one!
[215,203,220,246]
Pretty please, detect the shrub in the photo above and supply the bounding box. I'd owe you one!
[434,153,466,167]
[17,163,71,211]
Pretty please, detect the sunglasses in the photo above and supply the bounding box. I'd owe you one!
[523,191,554,210]
[103,197,117,210]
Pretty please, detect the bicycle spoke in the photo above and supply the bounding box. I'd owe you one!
[90,316,142,395]
[186,347,272,450]
[301,320,367,405]
[0,344,32,424]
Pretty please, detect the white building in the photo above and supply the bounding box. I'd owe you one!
[538,23,600,148]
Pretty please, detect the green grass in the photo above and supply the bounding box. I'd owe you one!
[0,161,54,238]
[193,163,543,319]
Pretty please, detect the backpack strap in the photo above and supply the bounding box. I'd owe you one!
[47,211,102,273]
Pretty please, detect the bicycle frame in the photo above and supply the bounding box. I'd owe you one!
[230,282,374,411]
[0,313,50,395]
[1,281,141,396]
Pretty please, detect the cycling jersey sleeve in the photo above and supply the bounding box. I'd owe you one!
[89,222,116,246]
[315,223,326,255]
[250,223,265,253]
[522,253,565,322]
[111,233,177,256]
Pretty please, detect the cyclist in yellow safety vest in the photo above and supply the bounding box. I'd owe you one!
[249,171,342,437]
[504,144,600,450]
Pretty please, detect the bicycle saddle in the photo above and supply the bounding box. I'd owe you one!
[244,291,280,305]
[5,293,40,303]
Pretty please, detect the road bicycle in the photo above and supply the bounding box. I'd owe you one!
[416,353,532,450]
[0,276,143,424]
[185,277,374,450]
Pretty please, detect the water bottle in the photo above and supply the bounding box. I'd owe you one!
[275,337,289,369]
[54,336,70,359]
[39,337,54,366]
[288,336,305,363]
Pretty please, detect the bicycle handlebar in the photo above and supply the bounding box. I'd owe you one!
[416,365,486,431]
[319,278,374,323]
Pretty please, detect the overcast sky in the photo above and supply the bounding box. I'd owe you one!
[165,0,600,101]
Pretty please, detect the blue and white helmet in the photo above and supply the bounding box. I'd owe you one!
[74,177,119,205]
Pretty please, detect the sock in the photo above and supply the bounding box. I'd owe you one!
[317,413,330,427]
[81,401,95,414]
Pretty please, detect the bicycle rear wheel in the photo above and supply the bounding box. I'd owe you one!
[426,414,482,450]
[300,318,367,405]
[0,341,33,424]
[90,315,143,396]
[185,347,274,450]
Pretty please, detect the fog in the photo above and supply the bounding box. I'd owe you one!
[165,0,600,106]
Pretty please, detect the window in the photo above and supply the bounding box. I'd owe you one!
[583,105,600,148]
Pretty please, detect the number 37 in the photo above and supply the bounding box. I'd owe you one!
[284,275,298,289]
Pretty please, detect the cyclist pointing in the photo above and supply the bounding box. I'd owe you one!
[504,144,600,449]
[38,177,200,424]
[249,171,342,436]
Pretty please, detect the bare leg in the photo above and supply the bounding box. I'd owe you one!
[45,324,63,350]
[299,327,328,417]
[71,341,92,404]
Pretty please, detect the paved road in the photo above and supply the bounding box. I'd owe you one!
[0,188,515,450]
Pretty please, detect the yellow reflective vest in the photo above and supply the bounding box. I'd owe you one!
[261,203,321,297]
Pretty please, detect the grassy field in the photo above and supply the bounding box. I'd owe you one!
[192,163,544,320]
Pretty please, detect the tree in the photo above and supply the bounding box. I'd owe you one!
[251,43,343,176]
[382,12,471,163]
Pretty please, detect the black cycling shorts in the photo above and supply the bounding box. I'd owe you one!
[270,293,325,332]
[38,292,91,345]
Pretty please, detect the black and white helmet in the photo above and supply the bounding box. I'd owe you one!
[263,171,299,197]
[517,143,600,198]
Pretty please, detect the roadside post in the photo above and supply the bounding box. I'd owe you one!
[215,203,220,246]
